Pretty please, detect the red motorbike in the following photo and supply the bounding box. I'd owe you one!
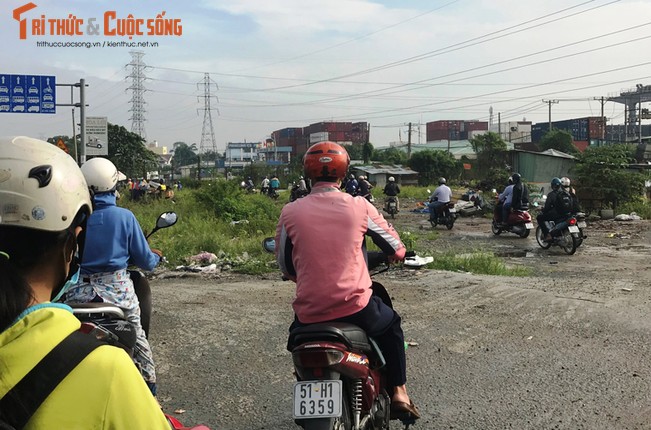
[263,238,416,430]
[491,200,534,238]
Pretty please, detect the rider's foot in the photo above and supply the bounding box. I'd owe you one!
[390,400,421,420]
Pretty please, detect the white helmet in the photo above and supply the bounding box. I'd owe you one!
[0,136,92,232]
[81,157,119,193]
[388,176,395,182]
[560,177,571,188]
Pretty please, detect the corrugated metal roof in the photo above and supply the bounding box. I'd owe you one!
[355,164,419,175]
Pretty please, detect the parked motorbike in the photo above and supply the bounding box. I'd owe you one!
[535,214,581,255]
[262,238,418,430]
[384,196,399,219]
[491,200,534,238]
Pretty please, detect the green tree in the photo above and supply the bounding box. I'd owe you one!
[538,129,580,155]
[574,144,645,209]
[107,123,158,178]
[372,147,408,164]
[362,141,374,164]
[408,150,461,186]
[343,144,364,160]
[470,132,509,190]
[172,142,198,167]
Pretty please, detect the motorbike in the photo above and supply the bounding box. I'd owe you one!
[383,196,399,219]
[262,238,418,430]
[491,200,534,238]
[69,303,209,430]
[428,201,456,230]
[573,212,588,247]
[535,214,581,255]
[290,182,310,202]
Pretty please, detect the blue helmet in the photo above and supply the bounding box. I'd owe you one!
[551,177,561,189]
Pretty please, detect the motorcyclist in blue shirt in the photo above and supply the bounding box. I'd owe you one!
[63,157,162,395]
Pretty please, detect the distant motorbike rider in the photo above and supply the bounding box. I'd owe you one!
[245,177,255,192]
[358,175,373,202]
[498,177,514,225]
[270,176,280,195]
[429,177,453,220]
[275,141,420,421]
[345,173,358,196]
[261,176,270,195]
[561,177,581,213]
[64,157,162,395]
[384,176,401,211]
[537,177,572,241]
[510,173,529,212]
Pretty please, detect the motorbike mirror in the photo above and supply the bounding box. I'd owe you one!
[262,237,276,253]
[491,188,497,193]
[147,211,178,239]
[542,195,547,200]
[426,189,431,194]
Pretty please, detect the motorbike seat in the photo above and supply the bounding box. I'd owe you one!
[288,322,373,353]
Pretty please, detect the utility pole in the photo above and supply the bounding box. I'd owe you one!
[407,122,412,159]
[56,79,87,164]
[594,96,607,141]
[498,112,501,139]
[542,99,559,131]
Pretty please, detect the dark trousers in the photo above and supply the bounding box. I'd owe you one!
[537,210,559,235]
[290,295,407,388]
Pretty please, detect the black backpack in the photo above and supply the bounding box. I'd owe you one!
[556,190,573,215]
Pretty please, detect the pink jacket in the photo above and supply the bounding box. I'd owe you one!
[276,182,405,323]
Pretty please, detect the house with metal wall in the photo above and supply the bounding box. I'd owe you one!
[351,165,419,188]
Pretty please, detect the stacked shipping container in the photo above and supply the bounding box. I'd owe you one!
[425,120,488,141]
[531,117,605,143]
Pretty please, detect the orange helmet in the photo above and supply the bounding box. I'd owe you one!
[303,141,350,182]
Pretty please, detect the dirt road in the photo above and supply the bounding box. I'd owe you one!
[152,209,651,430]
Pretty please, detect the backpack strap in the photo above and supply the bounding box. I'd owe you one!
[0,331,103,429]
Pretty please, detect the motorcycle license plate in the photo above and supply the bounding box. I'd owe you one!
[568,226,580,233]
[389,203,396,208]
[578,221,587,228]
[525,222,534,229]
[293,380,342,419]
[449,208,456,213]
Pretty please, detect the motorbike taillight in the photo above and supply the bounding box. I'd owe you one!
[569,217,577,226]
[293,349,344,368]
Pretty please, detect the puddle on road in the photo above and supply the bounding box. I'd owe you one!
[494,250,536,258]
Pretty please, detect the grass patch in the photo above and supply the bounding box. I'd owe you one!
[119,187,279,274]
[426,252,530,277]
[617,198,651,219]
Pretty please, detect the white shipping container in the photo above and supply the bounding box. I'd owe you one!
[309,132,329,144]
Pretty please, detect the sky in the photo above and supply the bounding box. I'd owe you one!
[0,0,650,152]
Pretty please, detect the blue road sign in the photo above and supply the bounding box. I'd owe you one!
[0,74,56,114]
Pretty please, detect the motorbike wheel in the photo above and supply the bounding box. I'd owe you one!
[561,231,578,255]
[491,221,502,235]
[332,389,352,430]
[535,226,552,249]
[391,211,395,220]
[519,228,531,239]
[429,218,437,228]
[575,231,584,248]
[446,218,454,230]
